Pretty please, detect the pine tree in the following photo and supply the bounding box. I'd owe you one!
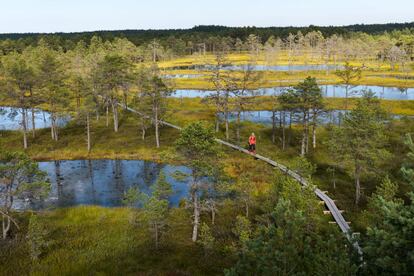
[363,134,414,274]
[176,122,221,242]
[328,92,390,205]
[27,214,49,261]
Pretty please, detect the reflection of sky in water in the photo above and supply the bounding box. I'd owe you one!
[172,85,414,100]
[219,110,410,126]
[162,74,203,79]
[168,64,342,71]
[0,107,69,130]
[14,160,192,210]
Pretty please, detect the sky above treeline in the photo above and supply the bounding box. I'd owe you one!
[1,0,413,33]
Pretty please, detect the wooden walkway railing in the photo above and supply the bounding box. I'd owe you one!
[122,103,362,255]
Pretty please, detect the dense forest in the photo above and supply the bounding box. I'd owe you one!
[1,23,414,55]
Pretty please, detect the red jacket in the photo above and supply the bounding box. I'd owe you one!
[249,135,256,145]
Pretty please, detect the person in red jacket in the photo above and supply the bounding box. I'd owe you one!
[248,133,256,154]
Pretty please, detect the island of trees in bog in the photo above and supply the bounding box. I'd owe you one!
[1,22,414,275]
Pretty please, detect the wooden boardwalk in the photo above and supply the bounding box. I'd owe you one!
[122,104,362,255]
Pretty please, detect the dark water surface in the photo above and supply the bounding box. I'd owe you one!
[16,160,192,210]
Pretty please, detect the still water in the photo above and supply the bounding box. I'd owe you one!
[173,85,414,100]
[0,107,69,130]
[167,64,341,72]
[17,160,193,210]
[220,110,409,127]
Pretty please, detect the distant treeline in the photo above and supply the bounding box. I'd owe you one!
[1,23,414,50]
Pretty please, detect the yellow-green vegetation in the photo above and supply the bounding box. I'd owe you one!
[1,97,406,225]
[1,96,414,163]
[0,149,287,275]
[1,22,414,275]
[168,70,414,90]
[158,52,414,89]
[0,206,234,275]
[158,51,402,69]
[0,111,180,162]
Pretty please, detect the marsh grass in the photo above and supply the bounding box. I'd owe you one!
[0,206,236,275]
[157,52,414,89]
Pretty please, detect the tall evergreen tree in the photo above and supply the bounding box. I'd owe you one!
[363,134,414,274]
[0,151,50,239]
[94,54,133,132]
[176,122,221,242]
[279,77,323,156]
[328,92,390,205]
[0,52,38,148]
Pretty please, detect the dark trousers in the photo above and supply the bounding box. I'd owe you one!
[249,144,256,152]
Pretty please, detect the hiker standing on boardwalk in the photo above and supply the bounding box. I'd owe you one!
[248,133,256,154]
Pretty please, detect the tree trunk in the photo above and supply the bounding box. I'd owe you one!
[271,110,276,144]
[312,111,317,150]
[288,111,292,145]
[2,215,11,240]
[86,113,91,153]
[245,201,249,218]
[123,92,128,109]
[155,105,160,148]
[112,100,119,132]
[279,110,282,128]
[25,109,29,131]
[141,127,146,140]
[236,110,241,143]
[106,105,109,127]
[31,108,36,138]
[345,85,349,110]
[76,91,81,110]
[192,187,200,242]
[225,110,229,141]
[215,91,220,133]
[211,209,215,225]
[94,93,99,121]
[154,223,159,249]
[54,118,59,141]
[301,112,307,156]
[282,111,286,150]
[51,114,58,141]
[22,108,28,149]
[355,165,361,205]
[215,113,220,133]
[51,120,55,140]
[305,111,309,154]
[224,93,229,140]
